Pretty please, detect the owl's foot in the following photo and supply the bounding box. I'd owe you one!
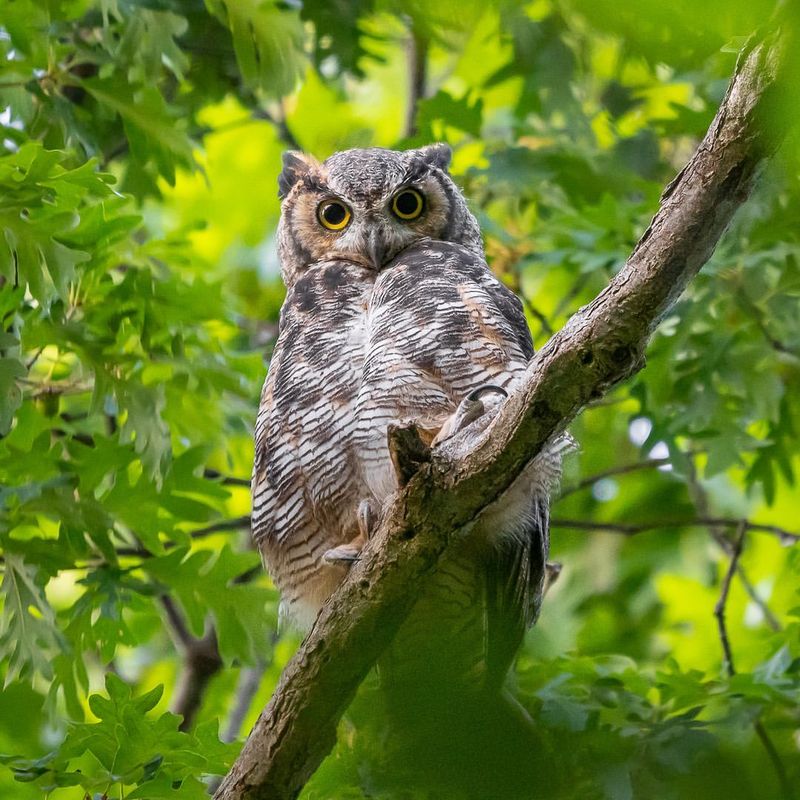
[432,384,508,446]
[322,537,364,565]
[322,499,377,566]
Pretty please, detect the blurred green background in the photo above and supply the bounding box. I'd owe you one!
[0,0,798,798]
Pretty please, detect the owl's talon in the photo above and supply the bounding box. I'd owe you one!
[433,383,509,445]
[323,501,375,566]
[466,384,508,403]
[322,543,363,565]
[358,498,376,540]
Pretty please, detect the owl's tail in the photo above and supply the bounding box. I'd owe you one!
[372,512,554,797]
[371,435,574,793]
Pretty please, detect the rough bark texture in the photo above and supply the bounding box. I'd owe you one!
[215,17,797,800]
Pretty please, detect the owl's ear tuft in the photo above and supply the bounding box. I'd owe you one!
[278,151,319,199]
[416,142,452,172]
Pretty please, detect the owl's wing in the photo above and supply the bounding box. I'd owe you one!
[357,242,534,495]
[484,494,549,687]
[362,240,550,689]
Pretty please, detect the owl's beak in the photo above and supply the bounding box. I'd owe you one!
[366,230,388,270]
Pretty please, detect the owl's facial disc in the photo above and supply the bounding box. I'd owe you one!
[277,145,483,283]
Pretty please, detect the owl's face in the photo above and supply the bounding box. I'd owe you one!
[276,144,482,285]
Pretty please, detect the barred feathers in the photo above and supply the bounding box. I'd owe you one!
[253,146,564,689]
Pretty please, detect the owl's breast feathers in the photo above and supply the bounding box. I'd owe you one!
[254,242,561,676]
[252,260,374,627]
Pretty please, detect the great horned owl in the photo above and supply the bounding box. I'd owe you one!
[253,144,564,695]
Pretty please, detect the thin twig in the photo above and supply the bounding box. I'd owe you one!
[203,468,251,487]
[23,380,93,398]
[160,596,223,732]
[754,720,794,800]
[25,346,45,371]
[258,107,302,151]
[558,457,672,499]
[734,284,800,358]
[685,459,732,552]
[715,520,746,677]
[161,594,194,649]
[222,660,269,743]
[712,522,793,800]
[520,292,555,338]
[687,460,783,630]
[736,569,782,631]
[114,516,252,558]
[551,517,800,544]
[551,272,591,320]
[503,259,556,339]
[190,516,252,538]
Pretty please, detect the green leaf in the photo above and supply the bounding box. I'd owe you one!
[416,91,484,138]
[0,553,64,684]
[0,357,26,435]
[81,77,195,186]
[204,0,306,98]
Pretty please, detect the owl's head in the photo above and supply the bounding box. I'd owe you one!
[276,144,482,284]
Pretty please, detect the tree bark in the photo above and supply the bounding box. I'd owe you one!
[215,14,798,800]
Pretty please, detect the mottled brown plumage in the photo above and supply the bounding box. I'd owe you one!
[253,144,565,692]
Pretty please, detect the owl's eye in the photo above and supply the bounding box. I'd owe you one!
[391,189,424,220]
[317,200,352,231]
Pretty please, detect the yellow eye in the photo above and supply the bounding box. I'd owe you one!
[317,200,351,231]
[391,189,424,220]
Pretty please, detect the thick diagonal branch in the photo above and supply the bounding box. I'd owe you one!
[215,17,798,800]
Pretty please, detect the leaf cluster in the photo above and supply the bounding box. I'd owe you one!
[0,1,798,798]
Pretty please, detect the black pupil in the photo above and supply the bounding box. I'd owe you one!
[323,203,346,225]
[396,191,419,216]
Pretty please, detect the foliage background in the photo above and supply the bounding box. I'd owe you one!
[0,0,798,798]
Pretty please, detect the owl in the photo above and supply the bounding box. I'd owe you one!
[252,144,565,697]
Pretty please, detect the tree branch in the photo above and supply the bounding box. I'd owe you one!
[404,18,428,138]
[214,17,798,800]
[551,516,800,544]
